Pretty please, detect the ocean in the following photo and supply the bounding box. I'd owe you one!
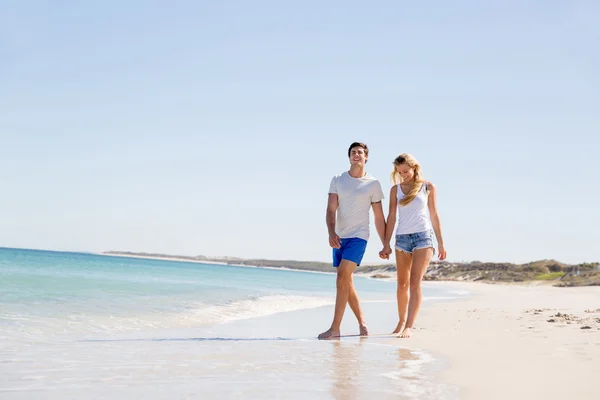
[0,247,463,399]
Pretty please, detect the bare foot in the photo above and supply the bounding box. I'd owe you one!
[359,324,369,336]
[318,328,340,340]
[392,321,405,334]
[399,327,412,338]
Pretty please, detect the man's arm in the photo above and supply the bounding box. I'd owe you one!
[327,193,341,249]
[371,201,386,246]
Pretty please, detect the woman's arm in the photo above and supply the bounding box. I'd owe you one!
[426,182,446,260]
[383,185,398,249]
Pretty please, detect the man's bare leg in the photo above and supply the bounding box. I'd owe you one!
[347,282,368,335]
[393,249,412,334]
[318,260,358,339]
[400,247,433,338]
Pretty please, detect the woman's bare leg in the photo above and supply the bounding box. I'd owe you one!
[392,249,413,334]
[400,247,434,338]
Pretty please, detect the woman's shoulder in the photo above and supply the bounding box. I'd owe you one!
[424,181,436,191]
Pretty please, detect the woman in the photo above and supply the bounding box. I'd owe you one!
[380,153,446,338]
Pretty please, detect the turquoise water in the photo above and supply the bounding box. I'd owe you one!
[0,247,461,399]
[0,247,405,337]
[1,247,397,303]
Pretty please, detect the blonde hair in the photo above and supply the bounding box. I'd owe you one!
[390,153,425,206]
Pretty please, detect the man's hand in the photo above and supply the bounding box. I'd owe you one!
[329,233,341,249]
[379,245,392,259]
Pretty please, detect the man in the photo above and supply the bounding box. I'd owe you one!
[318,142,387,340]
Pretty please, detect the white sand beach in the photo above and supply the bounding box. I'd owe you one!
[390,282,600,399]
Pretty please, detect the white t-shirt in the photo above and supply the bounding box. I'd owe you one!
[328,171,384,241]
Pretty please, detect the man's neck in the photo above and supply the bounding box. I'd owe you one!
[348,165,366,178]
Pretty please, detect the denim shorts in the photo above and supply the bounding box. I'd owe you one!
[395,230,435,254]
[332,237,368,267]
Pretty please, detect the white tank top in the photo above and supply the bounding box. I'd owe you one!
[396,182,432,235]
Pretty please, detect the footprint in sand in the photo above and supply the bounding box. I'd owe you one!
[526,308,552,315]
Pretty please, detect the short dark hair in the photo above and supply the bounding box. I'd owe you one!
[347,142,369,158]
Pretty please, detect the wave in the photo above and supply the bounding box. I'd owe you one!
[190,295,333,325]
[1,294,335,340]
[3,290,462,339]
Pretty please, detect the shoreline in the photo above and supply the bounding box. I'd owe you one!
[97,252,231,266]
[188,286,465,398]
[97,252,340,276]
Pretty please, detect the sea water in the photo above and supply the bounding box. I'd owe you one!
[0,247,461,399]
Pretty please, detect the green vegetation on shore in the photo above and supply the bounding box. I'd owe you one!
[422,260,600,287]
[103,251,600,287]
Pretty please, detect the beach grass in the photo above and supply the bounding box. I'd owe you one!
[535,272,566,280]
[555,271,600,287]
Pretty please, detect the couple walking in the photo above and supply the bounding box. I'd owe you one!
[318,142,446,340]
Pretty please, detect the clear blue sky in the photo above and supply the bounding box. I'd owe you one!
[1,1,598,265]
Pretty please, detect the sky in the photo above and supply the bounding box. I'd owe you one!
[1,0,598,265]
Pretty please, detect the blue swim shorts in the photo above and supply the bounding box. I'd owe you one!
[333,237,368,267]
[395,230,435,254]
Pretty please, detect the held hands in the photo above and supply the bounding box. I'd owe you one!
[379,245,392,260]
[329,233,341,249]
[438,244,447,261]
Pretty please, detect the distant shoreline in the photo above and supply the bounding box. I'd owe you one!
[101,251,600,287]
[1,247,597,286]
[99,251,231,266]
[98,251,339,276]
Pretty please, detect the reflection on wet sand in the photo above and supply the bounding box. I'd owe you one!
[330,337,366,400]
[323,336,443,400]
[397,347,421,381]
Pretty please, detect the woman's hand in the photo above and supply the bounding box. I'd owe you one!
[379,245,392,260]
[438,244,447,261]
